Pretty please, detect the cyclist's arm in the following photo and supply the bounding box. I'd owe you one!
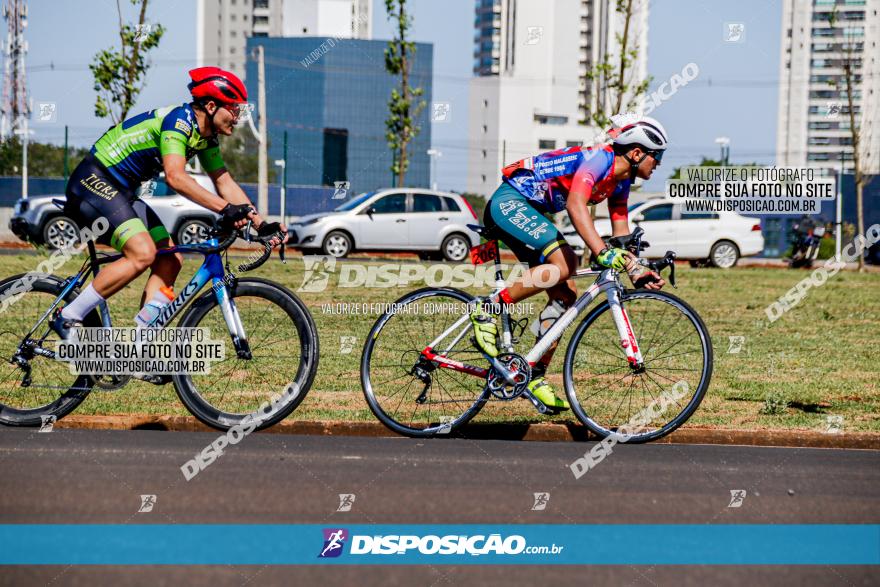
[162,153,228,213]
[208,169,285,236]
[608,190,630,237]
[567,161,608,257]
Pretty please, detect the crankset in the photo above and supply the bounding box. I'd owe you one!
[486,353,531,400]
[89,374,133,390]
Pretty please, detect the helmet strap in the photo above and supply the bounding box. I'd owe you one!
[197,99,221,137]
[622,151,642,181]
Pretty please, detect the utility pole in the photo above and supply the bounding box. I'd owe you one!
[1,0,30,140]
[13,116,32,198]
[257,44,268,216]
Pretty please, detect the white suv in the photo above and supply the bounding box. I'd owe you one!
[287,189,480,261]
[562,198,764,268]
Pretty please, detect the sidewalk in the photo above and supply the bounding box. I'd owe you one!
[50,415,880,449]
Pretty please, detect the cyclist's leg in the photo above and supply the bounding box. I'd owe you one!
[532,274,578,375]
[132,199,182,306]
[483,183,577,303]
[62,156,156,319]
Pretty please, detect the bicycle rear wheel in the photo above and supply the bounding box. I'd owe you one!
[0,274,100,426]
[361,287,490,437]
[563,290,712,443]
[174,279,318,431]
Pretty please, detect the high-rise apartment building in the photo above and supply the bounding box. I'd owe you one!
[468,0,649,196]
[776,0,879,175]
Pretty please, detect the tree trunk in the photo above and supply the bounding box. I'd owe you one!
[123,0,150,122]
[613,0,634,115]
[856,179,865,271]
[397,3,409,188]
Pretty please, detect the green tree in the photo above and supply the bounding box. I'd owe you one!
[90,0,165,124]
[583,0,651,128]
[0,138,88,177]
[384,0,425,187]
[217,128,275,184]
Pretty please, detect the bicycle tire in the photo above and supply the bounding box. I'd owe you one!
[361,287,491,438]
[563,289,713,443]
[0,273,100,427]
[174,279,319,431]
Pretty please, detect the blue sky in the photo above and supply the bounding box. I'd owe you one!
[23,0,782,192]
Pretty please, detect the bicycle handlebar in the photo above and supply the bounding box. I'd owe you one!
[210,219,288,273]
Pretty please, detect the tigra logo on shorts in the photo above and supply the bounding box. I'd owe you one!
[80,173,119,200]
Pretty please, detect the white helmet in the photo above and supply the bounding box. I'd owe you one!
[612,116,669,154]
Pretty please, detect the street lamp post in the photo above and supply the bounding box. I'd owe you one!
[714,136,730,166]
[426,148,442,191]
[274,159,286,227]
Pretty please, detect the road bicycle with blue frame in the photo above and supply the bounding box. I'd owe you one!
[0,214,319,431]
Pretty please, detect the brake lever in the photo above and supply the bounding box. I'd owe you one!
[664,251,677,288]
[279,241,286,264]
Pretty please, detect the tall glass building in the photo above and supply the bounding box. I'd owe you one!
[246,37,433,194]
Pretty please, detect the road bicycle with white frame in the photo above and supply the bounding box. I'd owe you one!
[361,225,712,442]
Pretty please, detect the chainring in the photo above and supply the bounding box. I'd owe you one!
[89,374,132,390]
[487,353,531,400]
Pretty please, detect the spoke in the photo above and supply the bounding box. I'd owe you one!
[641,302,670,357]
[648,349,700,363]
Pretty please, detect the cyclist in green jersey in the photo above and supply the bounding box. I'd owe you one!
[53,67,286,337]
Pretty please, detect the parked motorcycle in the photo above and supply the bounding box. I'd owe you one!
[789,217,826,269]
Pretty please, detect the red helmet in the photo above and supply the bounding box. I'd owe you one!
[188,67,247,104]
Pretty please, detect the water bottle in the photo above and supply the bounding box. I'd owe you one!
[134,286,174,328]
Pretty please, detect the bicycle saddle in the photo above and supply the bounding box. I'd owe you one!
[467,223,502,240]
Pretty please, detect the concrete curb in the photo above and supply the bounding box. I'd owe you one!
[52,415,880,449]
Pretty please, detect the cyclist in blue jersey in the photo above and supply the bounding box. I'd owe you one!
[52,67,286,338]
[471,117,669,411]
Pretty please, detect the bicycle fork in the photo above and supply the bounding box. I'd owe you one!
[604,286,645,371]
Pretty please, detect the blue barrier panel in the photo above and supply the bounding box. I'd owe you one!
[0,524,877,565]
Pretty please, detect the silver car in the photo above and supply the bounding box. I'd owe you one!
[288,188,480,261]
[9,175,220,249]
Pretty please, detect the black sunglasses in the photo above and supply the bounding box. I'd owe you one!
[646,150,664,163]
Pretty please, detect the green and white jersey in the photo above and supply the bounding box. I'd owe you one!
[90,103,225,190]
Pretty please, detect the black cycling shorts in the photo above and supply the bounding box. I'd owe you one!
[64,153,170,251]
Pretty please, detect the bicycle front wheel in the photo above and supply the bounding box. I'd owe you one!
[361,287,490,438]
[563,290,712,443]
[174,279,319,431]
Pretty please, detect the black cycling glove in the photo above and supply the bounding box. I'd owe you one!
[257,221,283,237]
[220,203,254,226]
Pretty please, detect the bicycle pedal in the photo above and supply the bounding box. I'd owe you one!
[135,374,172,386]
[521,390,554,415]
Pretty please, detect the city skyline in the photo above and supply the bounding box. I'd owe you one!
[18,0,783,193]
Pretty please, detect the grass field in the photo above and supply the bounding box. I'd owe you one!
[0,248,877,433]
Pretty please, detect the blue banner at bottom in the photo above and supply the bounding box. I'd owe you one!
[0,524,877,565]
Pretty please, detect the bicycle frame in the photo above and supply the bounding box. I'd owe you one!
[421,267,645,381]
[26,238,251,358]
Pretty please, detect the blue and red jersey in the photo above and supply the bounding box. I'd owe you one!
[501,144,630,221]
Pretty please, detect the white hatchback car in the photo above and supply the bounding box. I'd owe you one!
[287,189,481,261]
[562,198,764,268]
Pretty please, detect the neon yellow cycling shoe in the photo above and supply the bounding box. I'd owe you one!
[470,301,499,357]
[528,377,570,411]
